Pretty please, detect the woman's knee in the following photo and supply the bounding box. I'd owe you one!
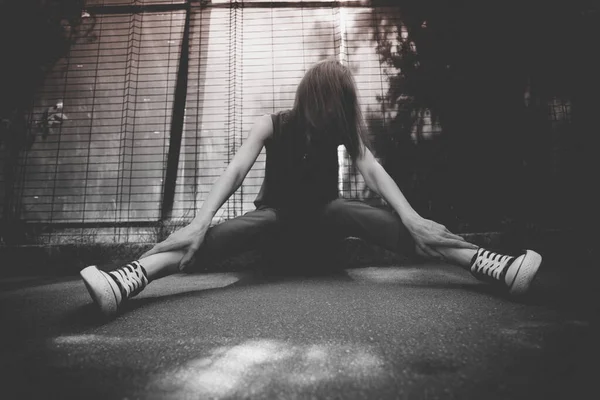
[322,199,353,223]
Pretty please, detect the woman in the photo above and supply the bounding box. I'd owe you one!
[80,59,542,318]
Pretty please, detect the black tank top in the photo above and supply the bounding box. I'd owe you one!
[253,109,341,212]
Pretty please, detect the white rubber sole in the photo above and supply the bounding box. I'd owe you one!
[80,265,119,318]
[507,250,543,296]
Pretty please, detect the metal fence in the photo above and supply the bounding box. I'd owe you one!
[0,0,590,245]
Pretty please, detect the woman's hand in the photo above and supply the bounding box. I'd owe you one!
[140,220,210,271]
[138,114,270,270]
[404,216,477,260]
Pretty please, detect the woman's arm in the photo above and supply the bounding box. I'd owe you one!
[141,114,273,268]
[354,147,420,224]
[193,114,273,226]
[354,144,476,258]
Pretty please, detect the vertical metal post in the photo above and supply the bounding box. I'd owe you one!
[161,1,191,221]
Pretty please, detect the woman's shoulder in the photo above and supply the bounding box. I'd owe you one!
[268,109,294,134]
[272,108,293,123]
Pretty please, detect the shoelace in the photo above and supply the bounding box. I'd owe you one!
[471,249,513,281]
[109,262,148,298]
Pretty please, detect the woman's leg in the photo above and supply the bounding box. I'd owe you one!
[320,198,418,260]
[137,250,186,281]
[321,198,541,295]
[139,212,478,280]
[81,207,280,317]
[139,206,282,280]
[415,246,477,269]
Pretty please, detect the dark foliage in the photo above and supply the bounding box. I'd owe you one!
[367,0,598,233]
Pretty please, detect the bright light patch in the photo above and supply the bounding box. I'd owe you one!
[154,339,385,399]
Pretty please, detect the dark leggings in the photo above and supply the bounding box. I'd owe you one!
[194,198,416,270]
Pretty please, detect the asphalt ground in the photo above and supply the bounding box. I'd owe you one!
[1,254,598,400]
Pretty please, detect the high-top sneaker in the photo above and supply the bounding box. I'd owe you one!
[80,261,149,318]
[470,248,542,296]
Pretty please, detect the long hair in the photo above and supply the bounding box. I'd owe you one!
[291,59,371,160]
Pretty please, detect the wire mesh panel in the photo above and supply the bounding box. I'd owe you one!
[14,10,184,243]
[7,1,413,241]
[344,6,401,203]
[1,1,577,245]
[239,5,340,214]
[175,6,234,223]
[85,0,186,5]
[175,2,346,223]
